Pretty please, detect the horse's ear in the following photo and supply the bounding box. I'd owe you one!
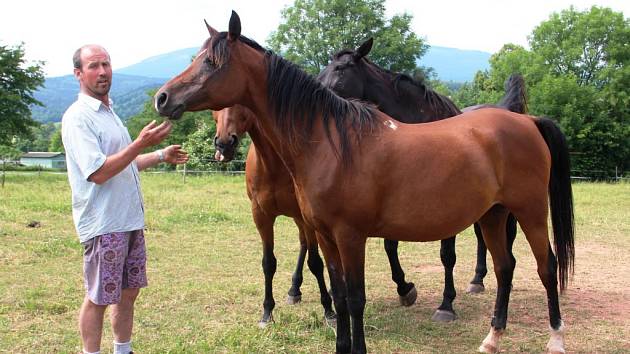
[228,10,241,41]
[204,19,219,37]
[354,38,373,61]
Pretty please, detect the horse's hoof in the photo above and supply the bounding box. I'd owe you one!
[478,342,498,353]
[324,310,337,329]
[399,285,417,306]
[258,315,274,329]
[431,309,458,322]
[286,294,302,305]
[546,350,566,354]
[466,283,485,294]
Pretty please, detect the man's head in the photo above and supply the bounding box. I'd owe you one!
[73,45,112,103]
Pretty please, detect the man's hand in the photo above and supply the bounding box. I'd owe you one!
[163,145,189,165]
[136,120,172,149]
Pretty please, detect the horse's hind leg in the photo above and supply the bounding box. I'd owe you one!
[467,223,487,293]
[476,205,515,354]
[303,224,336,326]
[287,219,307,305]
[432,236,458,322]
[469,214,517,294]
[383,239,417,306]
[516,211,565,354]
[252,207,277,328]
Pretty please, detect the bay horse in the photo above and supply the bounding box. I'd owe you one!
[316,37,529,320]
[155,12,574,354]
[213,106,340,328]
[214,65,526,324]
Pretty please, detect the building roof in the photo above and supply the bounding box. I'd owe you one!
[21,152,65,158]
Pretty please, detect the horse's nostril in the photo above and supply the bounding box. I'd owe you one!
[231,135,239,147]
[156,92,168,108]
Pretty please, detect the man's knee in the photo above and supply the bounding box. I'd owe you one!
[121,288,140,303]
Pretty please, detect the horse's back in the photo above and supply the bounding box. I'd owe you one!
[347,108,551,239]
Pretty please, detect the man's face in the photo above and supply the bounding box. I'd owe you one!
[74,46,112,100]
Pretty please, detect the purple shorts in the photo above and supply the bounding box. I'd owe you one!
[82,230,148,305]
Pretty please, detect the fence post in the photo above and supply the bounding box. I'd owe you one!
[183,163,187,184]
[1,159,5,188]
[615,166,618,181]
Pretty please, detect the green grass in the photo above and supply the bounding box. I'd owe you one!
[1,173,629,353]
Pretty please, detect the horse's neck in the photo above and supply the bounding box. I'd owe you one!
[247,123,287,173]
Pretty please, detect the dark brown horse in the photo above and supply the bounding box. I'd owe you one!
[156,12,574,354]
[316,37,529,320]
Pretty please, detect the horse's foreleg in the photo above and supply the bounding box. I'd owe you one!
[287,218,307,305]
[383,239,417,306]
[316,231,351,353]
[337,231,367,354]
[253,208,277,328]
[433,236,457,322]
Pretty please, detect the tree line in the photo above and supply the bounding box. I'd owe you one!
[1,1,627,177]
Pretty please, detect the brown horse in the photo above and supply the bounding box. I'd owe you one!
[213,106,339,328]
[156,12,574,354]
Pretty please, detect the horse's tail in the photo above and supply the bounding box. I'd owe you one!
[534,117,575,292]
[498,74,528,114]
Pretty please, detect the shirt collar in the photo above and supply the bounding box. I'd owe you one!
[78,93,114,111]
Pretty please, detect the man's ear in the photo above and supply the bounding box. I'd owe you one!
[73,68,82,80]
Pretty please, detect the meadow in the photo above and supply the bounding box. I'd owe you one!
[0,172,628,353]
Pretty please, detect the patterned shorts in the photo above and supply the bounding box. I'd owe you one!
[82,230,148,305]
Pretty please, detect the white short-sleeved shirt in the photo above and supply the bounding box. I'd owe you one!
[62,93,144,242]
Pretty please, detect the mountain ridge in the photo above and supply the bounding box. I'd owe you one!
[32,45,491,123]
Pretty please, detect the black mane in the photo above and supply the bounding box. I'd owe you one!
[362,57,461,118]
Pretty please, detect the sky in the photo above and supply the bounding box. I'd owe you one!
[1,0,628,78]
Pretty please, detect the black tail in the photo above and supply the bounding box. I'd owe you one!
[498,74,528,114]
[534,117,575,292]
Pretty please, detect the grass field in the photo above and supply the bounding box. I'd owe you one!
[1,173,629,353]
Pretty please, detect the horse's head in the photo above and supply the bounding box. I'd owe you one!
[213,105,255,162]
[317,38,373,99]
[155,11,258,120]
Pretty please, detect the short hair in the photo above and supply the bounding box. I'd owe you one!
[72,47,83,69]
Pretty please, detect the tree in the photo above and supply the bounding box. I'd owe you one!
[458,6,629,176]
[125,88,218,169]
[48,128,64,153]
[530,6,628,87]
[267,0,427,75]
[0,43,45,145]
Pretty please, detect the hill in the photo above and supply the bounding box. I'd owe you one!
[32,74,165,123]
[419,46,490,82]
[30,45,490,123]
[114,45,491,82]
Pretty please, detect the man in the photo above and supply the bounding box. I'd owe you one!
[62,44,188,354]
